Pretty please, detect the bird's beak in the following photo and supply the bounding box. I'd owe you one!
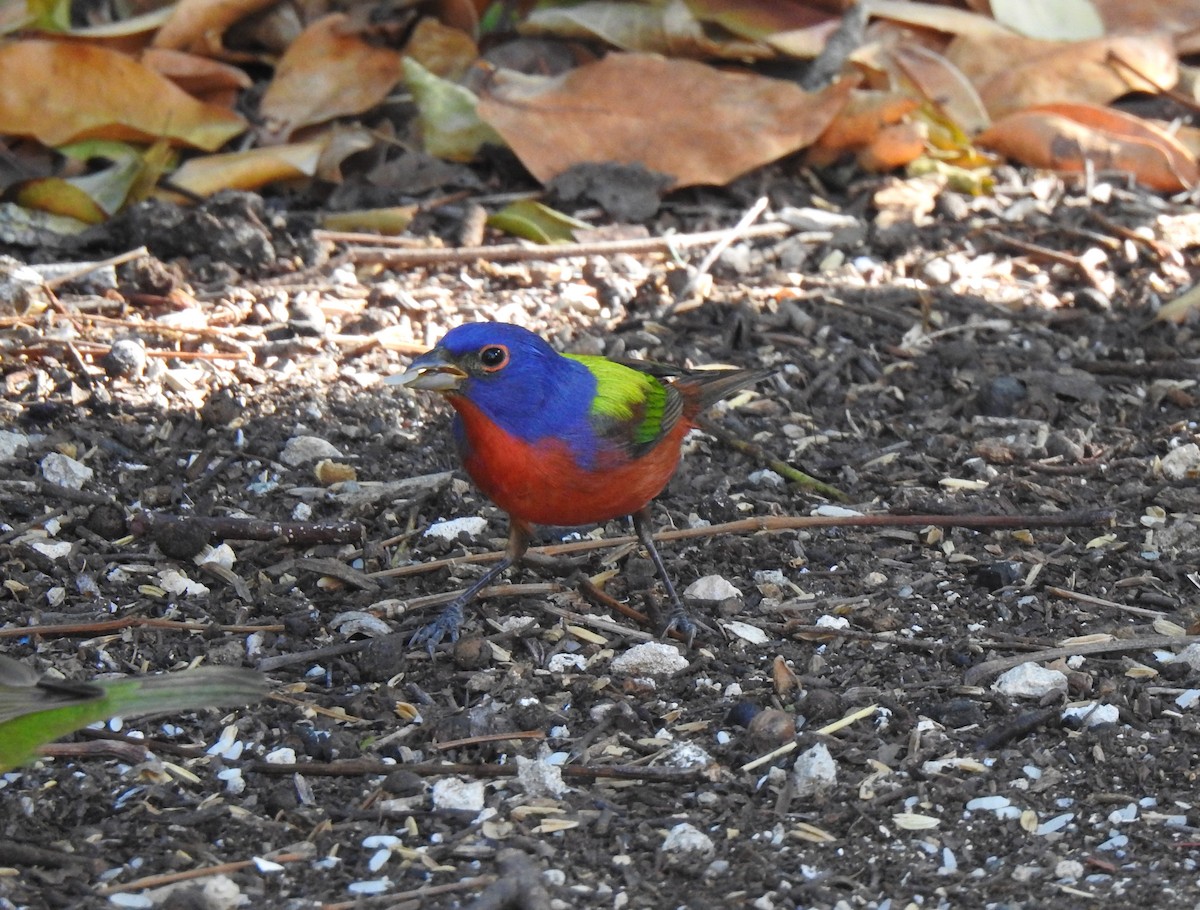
[386,349,468,392]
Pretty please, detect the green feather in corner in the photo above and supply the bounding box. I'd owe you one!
[0,655,267,772]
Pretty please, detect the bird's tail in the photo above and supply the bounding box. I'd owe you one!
[674,367,775,418]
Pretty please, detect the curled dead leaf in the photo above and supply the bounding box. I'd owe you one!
[478,53,856,187]
[976,103,1199,192]
[258,14,404,144]
[0,40,245,150]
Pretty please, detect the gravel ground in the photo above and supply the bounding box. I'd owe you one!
[2,171,1200,909]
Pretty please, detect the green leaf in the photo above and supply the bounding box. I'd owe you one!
[486,199,591,244]
[403,57,504,161]
[0,656,267,771]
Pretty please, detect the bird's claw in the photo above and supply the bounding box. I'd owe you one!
[663,607,698,649]
[409,602,465,655]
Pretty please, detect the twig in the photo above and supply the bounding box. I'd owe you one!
[981,229,1107,291]
[39,246,149,291]
[695,416,847,501]
[432,730,546,751]
[131,512,366,547]
[319,876,497,910]
[370,510,1116,581]
[96,851,312,895]
[784,624,944,652]
[539,597,657,643]
[334,223,792,268]
[246,758,713,784]
[739,703,879,772]
[1046,585,1167,619]
[674,196,768,303]
[0,616,284,640]
[964,634,1200,686]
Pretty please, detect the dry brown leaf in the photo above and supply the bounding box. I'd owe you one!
[976,103,1199,192]
[258,14,404,143]
[141,47,252,106]
[152,0,281,55]
[163,139,327,197]
[1156,284,1200,324]
[868,0,1015,42]
[1092,0,1200,39]
[0,40,246,150]
[946,32,1178,118]
[858,120,927,171]
[523,0,774,61]
[887,44,989,134]
[477,53,855,187]
[807,88,917,167]
[405,15,479,81]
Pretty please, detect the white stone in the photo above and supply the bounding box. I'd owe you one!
[1054,859,1084,881]
[157,568,210,597]
[1171,643,1200,671]
[1061,702,1119,727]
[723,621,769,645]
[993,663,1068,698]
[748,469,785,488]
[430,777,485,812]
[661,822,714,856]
[815,614,849,630]
[424,517,488,541]
[29,541,73,560]
[41,452,92,489]
[610,642,688,677]
[0,430,30,459]
[684,575,742,602]
[790,743,837,798]
[280,435,343,466]
[1161,443,1200,481]
[547,653,587,673]
[516,754,569,798]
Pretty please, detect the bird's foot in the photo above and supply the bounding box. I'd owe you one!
[409,602,465,654]
[662,605,698,649]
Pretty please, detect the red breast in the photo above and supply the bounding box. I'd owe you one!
[449,396,690,527]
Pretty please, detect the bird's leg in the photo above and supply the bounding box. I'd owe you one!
[631,507,696,646]
[410,520,532,653]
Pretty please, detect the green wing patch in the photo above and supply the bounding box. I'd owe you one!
[567,354,682,454]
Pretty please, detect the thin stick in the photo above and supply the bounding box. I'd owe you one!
[964,634,1200,687]
[0,616,284,640]
[1046,585,1167,619]
[675,196,768,302]
[334,223,792,268]
[739,703,880,772]
[370,510,1115,581]
[246,758,713,784]
[40,246,149,290]
[96,851,312,895]
[319,877,497,910]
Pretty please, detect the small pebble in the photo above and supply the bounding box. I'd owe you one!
[660,822,714,857]
[683,575,742,602]
[791,742,837,797]
[431,778,485,812]
[993,663,1068,699]
[1161,443,1200,481]
[281,435,343,466]
[425,517,488,541]
[41,452,93,490]
[103,337,147,378]
[610,642,688,677]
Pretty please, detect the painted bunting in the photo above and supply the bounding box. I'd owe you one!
[0,655,267,771]
[389,322,772,650]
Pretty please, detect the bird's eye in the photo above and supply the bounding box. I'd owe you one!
[479,345,509,371]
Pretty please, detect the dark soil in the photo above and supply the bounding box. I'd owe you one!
[2,172,1200,910]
